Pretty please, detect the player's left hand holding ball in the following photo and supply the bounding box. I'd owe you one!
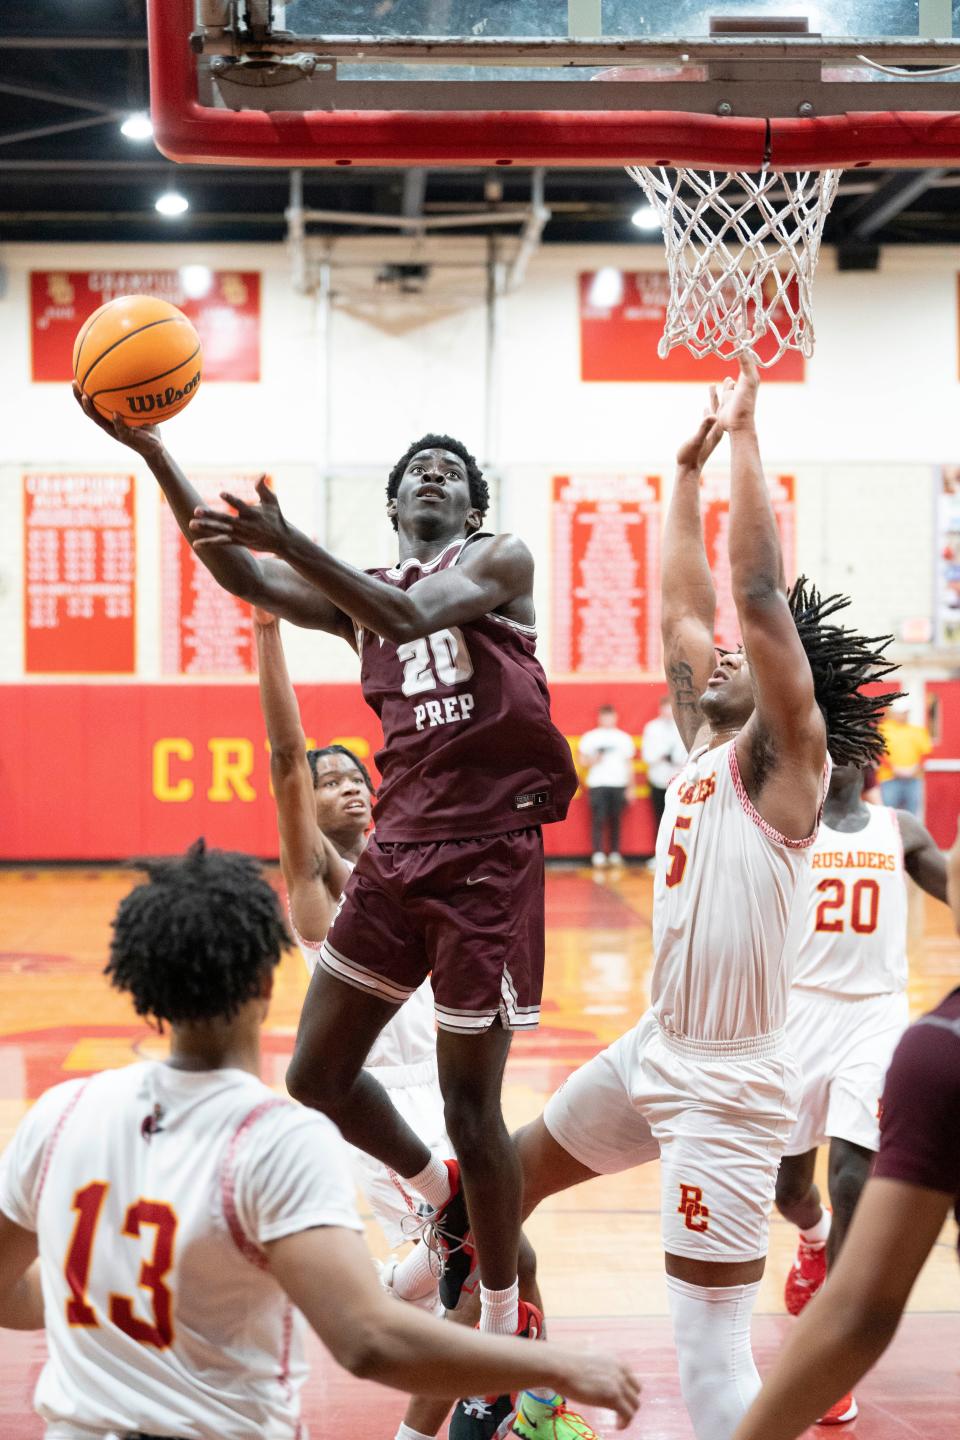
[190,477,290,555]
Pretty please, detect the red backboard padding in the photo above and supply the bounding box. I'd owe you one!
[148,0,960,169]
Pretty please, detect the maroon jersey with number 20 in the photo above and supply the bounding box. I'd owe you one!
[357,535,577,841]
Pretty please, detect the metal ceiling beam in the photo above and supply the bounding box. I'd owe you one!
[0,113,123,148]
[0,79,124,114]
[0,37,147,49]
[840,168,950,239]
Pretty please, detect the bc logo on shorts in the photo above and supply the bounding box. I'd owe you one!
[677,1183,710,1233]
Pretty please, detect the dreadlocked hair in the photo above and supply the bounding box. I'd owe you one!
[307,744,376,795]
[386,433,488,532]
[787,577,904,767]
[105,838,292,1028]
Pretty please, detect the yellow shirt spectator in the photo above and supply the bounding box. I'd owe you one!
[880,715,933,777]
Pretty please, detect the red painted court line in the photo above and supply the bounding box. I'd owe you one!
[3,1315,960,1438]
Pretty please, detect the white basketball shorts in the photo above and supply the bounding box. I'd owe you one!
[784,987,909,1157]
[543,1009,800,1262]
[351,1055,449,1248]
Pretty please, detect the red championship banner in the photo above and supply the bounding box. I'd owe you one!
[31,270,260,382]
[160,476,269,676]
[552,473,662,677]
[702,472,797,651]
[23,474,136,675]
[579,271,804,383]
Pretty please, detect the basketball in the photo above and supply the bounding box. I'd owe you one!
[72,294,202,427]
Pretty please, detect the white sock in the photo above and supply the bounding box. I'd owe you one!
[666,1276,762,1440]
[479,1279,520,1335]
[388,1243,441,1304]
[406,1155,452,1210]
[799,1209,831,1246]
[395,1425,434,1440]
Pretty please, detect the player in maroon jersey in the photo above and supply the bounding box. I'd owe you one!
[75,392,578,1384]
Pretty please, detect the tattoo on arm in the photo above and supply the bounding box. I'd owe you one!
[668,660,699,714]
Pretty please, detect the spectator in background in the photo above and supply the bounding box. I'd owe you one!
[879,696,933,817]
[579,705,636,869]
[641,696,687,848]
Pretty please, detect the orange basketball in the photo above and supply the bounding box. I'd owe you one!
[73,295,202,428]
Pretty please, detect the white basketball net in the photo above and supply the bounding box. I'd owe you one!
[626,166,842,368]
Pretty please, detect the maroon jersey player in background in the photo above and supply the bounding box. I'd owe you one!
[76,391,578,1369]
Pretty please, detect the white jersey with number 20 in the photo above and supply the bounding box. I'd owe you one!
[793,805,907,996]
[0,1061,363,1440]
[651,738,827,1044]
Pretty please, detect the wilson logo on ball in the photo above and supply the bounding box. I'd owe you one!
[127,372,201,415]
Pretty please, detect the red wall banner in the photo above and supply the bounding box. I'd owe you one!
[0,682,669,862]
[23,474,136,675]
[552,473,662,676]
[579,271,805,383]
[702,473,797,651]
[31,270,260,383]
[160,477,267,676]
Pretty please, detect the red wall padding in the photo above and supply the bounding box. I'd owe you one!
[2,682,956,861]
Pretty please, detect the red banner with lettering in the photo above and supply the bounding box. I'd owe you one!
[702,473,797,651]
[0,683,665,861]
[579,271,804,382]
[23,474,136,675]
[552,473,661,676]
[160,477,268,676]
[31,270,260,382]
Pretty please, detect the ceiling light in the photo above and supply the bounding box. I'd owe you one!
[155,191,189,217]
[179,264,214,299]
[121,112,154,141]
[631,205,660,233]
[587,267,625,309]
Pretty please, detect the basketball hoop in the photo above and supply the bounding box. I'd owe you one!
[626,166,842,367]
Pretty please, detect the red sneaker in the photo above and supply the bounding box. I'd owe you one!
[784,1236,827,1316]
[817,1393,858,1425]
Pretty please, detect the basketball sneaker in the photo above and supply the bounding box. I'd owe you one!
[448,1302,544,1440]
[817,1393,858,1425]
[402,1158,474,1311]
[511,1391,603,1438]
[784,1235,827,1316]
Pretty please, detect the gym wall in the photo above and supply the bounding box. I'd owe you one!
[0,239,957,859]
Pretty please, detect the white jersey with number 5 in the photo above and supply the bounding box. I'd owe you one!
[651,739,827,1044]
[793,806,907,996]
[0,1061,363,1440]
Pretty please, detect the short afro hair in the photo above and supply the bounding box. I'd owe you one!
[105,839,292,1028]
[788,578,903,767]
[386,434,489,533]
[306,743,376,795]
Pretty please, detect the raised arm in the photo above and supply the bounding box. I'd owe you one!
[897,810,948,903]
[191,481,533,643]
[661,398,725,749]
[254,610,351,943]
[268,1225,639,1426]
[720,359,825,835]
[74,390,354,640]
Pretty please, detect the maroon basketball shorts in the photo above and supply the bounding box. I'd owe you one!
[319,828,545,1034]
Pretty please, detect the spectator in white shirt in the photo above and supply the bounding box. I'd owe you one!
[578,705,636,869]
[641,697,687,847]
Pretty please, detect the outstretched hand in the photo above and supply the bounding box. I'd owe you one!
[72,383,163,459]
[190,477,290,555]
[714,354,760,433]
[676,386,725,472]
[561,1349,642,1429]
